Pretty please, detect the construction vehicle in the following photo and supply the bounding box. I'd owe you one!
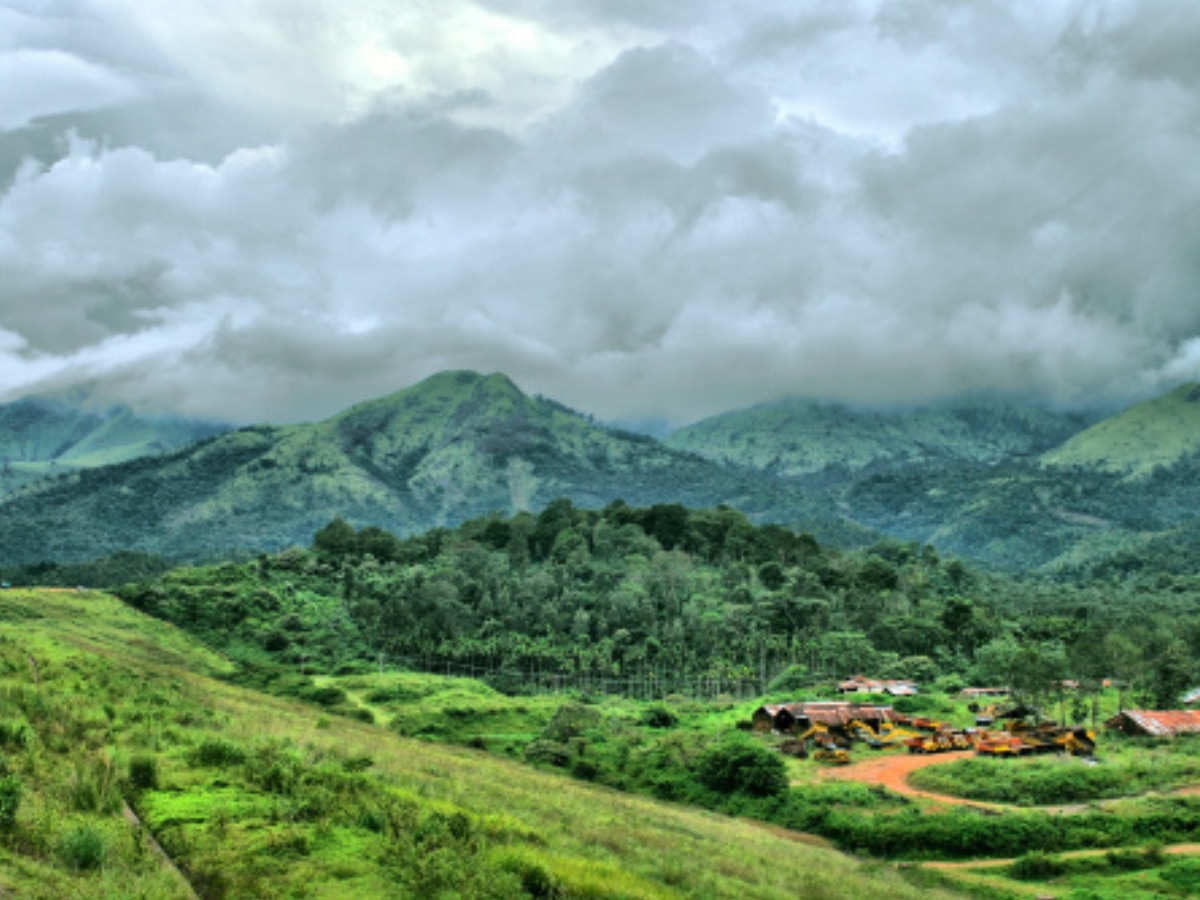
[813,747,851,765]
[848,719,885,749]
[1052,727,1096,756]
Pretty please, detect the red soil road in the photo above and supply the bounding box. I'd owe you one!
[813,749,1091,814]
[813,750,1027,812]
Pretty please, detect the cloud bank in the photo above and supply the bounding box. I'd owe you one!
[1,0,1198,424]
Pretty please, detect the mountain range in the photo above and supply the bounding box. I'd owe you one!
[0,371,855,564]
[1,371,1198,573]
[0,397,228,497]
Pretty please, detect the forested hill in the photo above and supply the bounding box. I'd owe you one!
[0,396,228,497]
[666,397,1098,477]
[110,503,1200,710]
[0,371,860,565]
[664,386,1200,572]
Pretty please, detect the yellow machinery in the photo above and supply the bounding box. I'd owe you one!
[813,747,851,765]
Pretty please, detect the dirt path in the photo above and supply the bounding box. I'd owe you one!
[923,843,1200,870]
[811,750,1091,814]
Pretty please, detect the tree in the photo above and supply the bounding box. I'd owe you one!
[313,517,357,558]
[1147,640,1196,708]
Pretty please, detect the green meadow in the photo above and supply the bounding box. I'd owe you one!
[0,588,963,899]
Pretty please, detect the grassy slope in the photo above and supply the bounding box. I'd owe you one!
[1042,383,1200,477]
[0,588,964,899]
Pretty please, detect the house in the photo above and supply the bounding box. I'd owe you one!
[961,687,1010,699]
[751,700,895,733]
[1105,709,1200,737]
[1181,687,1200,705]
[837,675,919,696]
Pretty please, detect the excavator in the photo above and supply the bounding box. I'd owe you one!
[798,722,852,764]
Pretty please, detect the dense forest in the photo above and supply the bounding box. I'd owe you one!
[93,500,1200,713]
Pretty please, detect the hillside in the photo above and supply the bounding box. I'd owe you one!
[0,397,227,496]
[666,397,1096,478]
[0,587,965,899]
[1041,383,1200,478]
[0,371,860,564]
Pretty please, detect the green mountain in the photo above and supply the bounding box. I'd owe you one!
[666,397,1096,478]
[0,371,859,564]
[1041,383,1200,477]
[664,390,1200,572]
[0,397,228,496]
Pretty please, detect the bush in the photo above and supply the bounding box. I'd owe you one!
[640,706,678,729]
[696,739,788,797]
[1009,851,1067,880]
[69,759,121,815]
[541,704,601,743]
[187,737,247,768]
[0,719,32,749]
[58,826,106,871]
[0,774,20,828]
[523,741,570,768]
[128,755,159,791]
[299,686,348,707]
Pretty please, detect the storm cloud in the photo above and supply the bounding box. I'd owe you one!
[1,0,1198,424]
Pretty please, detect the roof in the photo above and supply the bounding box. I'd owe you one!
[838,677,918,693]
[1182,687,1200,705]
[1107,709,1200,736]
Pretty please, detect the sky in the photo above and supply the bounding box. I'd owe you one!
[1,0,1199,426]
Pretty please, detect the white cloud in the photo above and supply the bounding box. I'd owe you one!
[0,1,1198,424]
[0,49,137,130]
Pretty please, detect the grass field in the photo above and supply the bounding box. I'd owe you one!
[0,588,966,899]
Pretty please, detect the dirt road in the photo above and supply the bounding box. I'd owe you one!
[815,749,987,809]
[813,750,1090,814]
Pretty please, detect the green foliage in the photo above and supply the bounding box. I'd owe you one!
[0,772,20,828]
[127,754,159,792]
[910,749,1200,806]
[695,739,788,797]
[640,706,678,728]
[187,737,248,768]
[1009,850,1067,880]
[57,825,107,872]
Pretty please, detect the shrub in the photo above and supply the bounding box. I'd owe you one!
[299,686,348,707]
[0,774,20,828]
[69,760,121,814]
[523,740,570,768]
[541,704,601,743]
[187,737,247,768]
[58,826,106,871]
[640,706,678,729]
[128,755,159,791]
[696,739,788,797]
[0,719,32,749]
[1009,851,1067,880]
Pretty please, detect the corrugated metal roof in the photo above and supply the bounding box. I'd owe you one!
[1109,709,1200,736]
